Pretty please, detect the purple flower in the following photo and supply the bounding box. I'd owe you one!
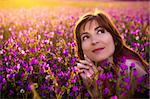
[26,66,33,72]
[121,92,126,96]
[103,87,109,95]
[41,92,46,97]
[96,80,100,86]
[27,84,32,91]
[121,57,127,63]
[17,80,23,86]
[71,57,77,64]
[48,85,53,91]
[52,64,57,68]
[111,95,118,99]
[85,92,90,97]
[101,73,106,80]
[29,58,39,65]
[120,83,124,88]
[2,78,6,84]
[0,74,3,81]
[21,73,25,78]
[7,73,15,79]
[63,49,68,55]
[12,51,17,57]
[40,84,47,90]
[125,85,130,90]
[0,49,6,54]
[107,72,113,79]
[70,91,74,96]
[40,69,44,74]
[101,59,110,67]
[123,77,130,83]
[71,79,76,83]
[65,82,69,87]
[120,64,128,70]
[39,54,45,60]
[137,76,145,84]
[30,48,36,53]
[136,87,142,92]
[58,71,64,77]
[9,90,14,95]
[130,63,135,68]
[98,73,101,79]
[71,41,76,47]
[133,69,138,76]
[73,86,78,92]
[132,42,140,47]
[0,84,2,90]
[120,71,125,76]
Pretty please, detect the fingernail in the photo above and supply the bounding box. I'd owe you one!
[77,63,82,67]
[78,69,83,73]
[74,67,79,71]
[79,60,83,62]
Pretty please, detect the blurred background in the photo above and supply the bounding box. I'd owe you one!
[0,0,149,8]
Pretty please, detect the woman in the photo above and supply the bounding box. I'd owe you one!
[74,11,149,98]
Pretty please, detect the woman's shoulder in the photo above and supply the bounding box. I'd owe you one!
[122,59,149,98]
[125,59,147,77]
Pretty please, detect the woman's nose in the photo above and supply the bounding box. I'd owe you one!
[91,37,99,45]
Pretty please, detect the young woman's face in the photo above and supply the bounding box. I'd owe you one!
[80,20,115,62]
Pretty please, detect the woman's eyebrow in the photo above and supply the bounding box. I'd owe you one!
[95,26,102,30]
[80,32,89,37]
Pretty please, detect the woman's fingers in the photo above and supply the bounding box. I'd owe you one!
[84,55,98,72]
[84,69,93,78]
[80,71,88,79]
[76,65,94,79]
[77,61,95,77]
[84,54,92,63]
[76,62,93,78]
[79,60,93,67]
[78,69,84,73]
[76,56,100,80]
[77,63,89,70]
[75,67,89,79]
[79,69,93,79]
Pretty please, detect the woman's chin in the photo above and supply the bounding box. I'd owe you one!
[94,54,114,62]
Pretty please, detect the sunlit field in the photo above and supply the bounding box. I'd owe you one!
[0,0,149,98]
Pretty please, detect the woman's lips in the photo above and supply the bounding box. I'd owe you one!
[92,48,105,53]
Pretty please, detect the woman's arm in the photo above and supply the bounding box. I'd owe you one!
[125,59,147,77]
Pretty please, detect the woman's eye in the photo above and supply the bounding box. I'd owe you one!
[82,35,89,41]
[97,29,105,34]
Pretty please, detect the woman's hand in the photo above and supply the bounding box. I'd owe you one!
[75,55,103,97]
[78,55,98,79]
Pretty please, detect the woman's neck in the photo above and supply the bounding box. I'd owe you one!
[98,56,113,64]
[97,56,114,69]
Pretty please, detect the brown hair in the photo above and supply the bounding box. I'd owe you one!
[74,11,148,72]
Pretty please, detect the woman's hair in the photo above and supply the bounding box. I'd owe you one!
[74,11,148,72]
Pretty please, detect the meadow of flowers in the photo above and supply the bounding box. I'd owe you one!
[0,2,149,99]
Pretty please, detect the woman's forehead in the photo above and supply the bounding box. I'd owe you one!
[80,19,102,32]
